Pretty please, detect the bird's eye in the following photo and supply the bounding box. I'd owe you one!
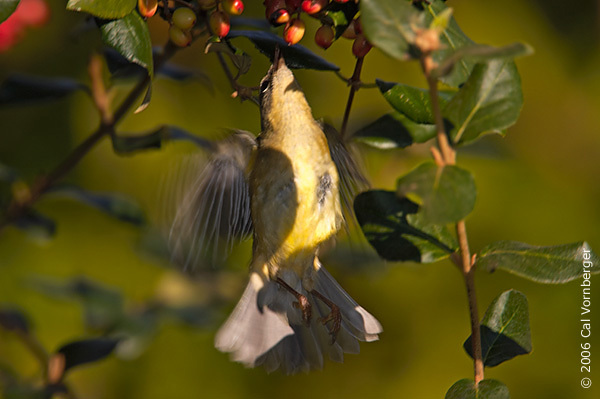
[260,79,270,94]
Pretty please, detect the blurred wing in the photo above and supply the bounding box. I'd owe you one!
[164,130,257,270]
[323,123,370,231]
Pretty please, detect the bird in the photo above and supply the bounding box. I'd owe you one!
[167,50,382,374]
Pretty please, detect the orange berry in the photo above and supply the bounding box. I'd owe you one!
[138,0,158,18]
[284,18,305,45]
[223,0,244,15]
[210,11,230,38]
[301,0,327,15]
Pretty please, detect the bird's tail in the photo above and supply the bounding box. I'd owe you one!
[214,262,382,374]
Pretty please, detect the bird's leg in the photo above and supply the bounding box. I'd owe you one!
[310,290,341,344]
[276,277,312,326]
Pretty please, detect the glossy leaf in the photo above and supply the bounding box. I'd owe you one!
[443,59,523,145]
[360,0,421,60]
[354,190,457,263]
[66,0,136,19]
[435,43,533,79]
[0,308,30,333]
[353,112,436,149]
[100,12,153,76]
[464,290,532,367]
[0,0,20,24]
[49,185,145,225]
[376,79,454,124]
[478,241,599,284]
[445,379,510,399]
[227,30,339,71]
[0,75,89,106]
[396,162,476,224]
[424,0,476,87]
[58,338,119,372]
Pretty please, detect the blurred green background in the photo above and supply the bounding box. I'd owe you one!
[1,0,599,398]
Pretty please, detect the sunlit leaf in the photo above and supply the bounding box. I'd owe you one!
[360,0,421,60]
[443,59,523,145]
[0,75,89,106]
[445,379,510,399]
[353,112,437,149]
[67,0,136,19]
[227,30,339,71]
[354,190,457,263]
[477,241,599,284]
[0,0,20,24]
[396,162,476,224]
[100,12,153,76]
[464,290,532,367]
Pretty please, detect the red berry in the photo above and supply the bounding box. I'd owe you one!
[169,26,192,47]
[333,0,349,3]
[138,0,158,18]
[352,35,372,58]
[301,0,327,15]
[223,0,244,15]
[0,15,25,52]
[315,24,334,49]
[283,18,305,45]
[341,19,357,39]
[15,0,50,28]
[210,10,230,38]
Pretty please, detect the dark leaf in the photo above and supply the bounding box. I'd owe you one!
[14,211,56,240]
[0,0,20,24]
[360,0,422,60]
[376,79,454,124]
[112,125,213,154]
[58,338,119,372]
[354,190,457,263]
[443,60,523,145]
[464,290,532,367]
[396,162,477,224]
[353,112,437,149]
[424,0,477,87]
[0,75,89,106]
[227,30,340,71]
[134,83,152,114]
[320,0,359,38]
[229,16,271,31]
[0,308,30,333]
[100,12,153,76]
[66,0,136,19]
[49,185,145,225]
[477,241,599,284]
[445,379,510,399]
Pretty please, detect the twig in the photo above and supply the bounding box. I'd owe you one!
[340,56,365,139]
[421,50,484,385]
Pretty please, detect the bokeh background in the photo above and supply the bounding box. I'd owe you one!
[1,0,599,398]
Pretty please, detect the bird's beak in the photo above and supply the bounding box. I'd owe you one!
[272,46,285,71]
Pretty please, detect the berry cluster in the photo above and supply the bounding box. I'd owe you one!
[166,0,245,47]
[0,0,50,52]
[263,0,372,57]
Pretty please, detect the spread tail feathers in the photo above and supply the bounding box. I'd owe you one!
[214,266,382,374]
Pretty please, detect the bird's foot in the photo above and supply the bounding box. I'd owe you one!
[311,290,341,344]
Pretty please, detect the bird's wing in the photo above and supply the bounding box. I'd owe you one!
[163,130,257,270]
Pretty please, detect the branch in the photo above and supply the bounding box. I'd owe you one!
[340,56,365,139]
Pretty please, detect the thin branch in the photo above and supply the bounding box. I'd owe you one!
[340,56,365,139]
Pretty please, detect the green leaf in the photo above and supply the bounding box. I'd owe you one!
[227,30,339,71]
[477,241,599,284]
[445,379,510,399]
[58,338,120,372]
[424,0,476,87]
[353,112,437,149]
[321,0,359,39]
[396,162,476,224]
[376,79,454,124]
[360,0,422,60]
[100,12,153,76]
[66,0,136,19]
[443,59,523,145]
[354,190,457,263]
[0,0,20,24]
[435,43,533,80]
[464,290,532,367]
[49,185,145,225]
[0,75,89,106]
